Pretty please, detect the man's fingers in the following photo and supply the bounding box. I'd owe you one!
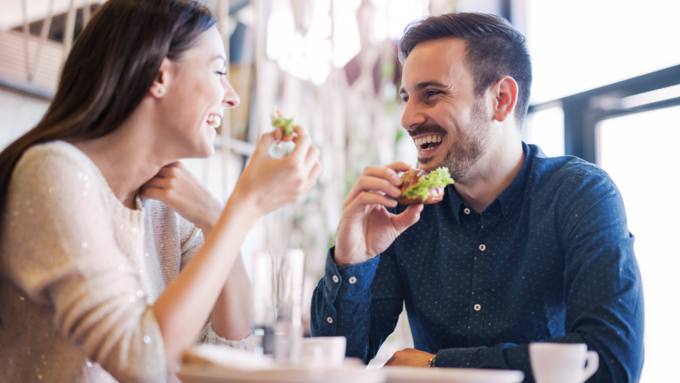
[345,191,398,212]
[384,161,413,174]
[345,176,402,204]
[391,204,423,234]
[361,165,408,187]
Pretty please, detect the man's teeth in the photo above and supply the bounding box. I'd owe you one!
[207,115,222,128]
[414,135,443,146]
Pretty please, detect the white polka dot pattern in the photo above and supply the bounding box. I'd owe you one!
[311,144,644,382]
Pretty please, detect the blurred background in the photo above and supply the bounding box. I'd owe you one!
[1,0,678,378]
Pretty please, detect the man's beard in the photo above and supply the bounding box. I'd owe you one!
[416,97,492,181]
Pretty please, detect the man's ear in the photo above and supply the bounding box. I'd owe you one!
[491,76,518,122]
[150,58,172,99]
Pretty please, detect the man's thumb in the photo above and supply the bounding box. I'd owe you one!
[393,204,423,234]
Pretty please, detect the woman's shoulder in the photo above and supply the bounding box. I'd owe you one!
[18,141,93,171]
[11,141,109,201]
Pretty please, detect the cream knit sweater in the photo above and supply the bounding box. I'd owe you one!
[0,141,244,382]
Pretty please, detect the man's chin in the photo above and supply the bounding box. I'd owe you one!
[417,153,445,171]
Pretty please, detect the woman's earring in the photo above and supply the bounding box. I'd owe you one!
[158,87,166,96]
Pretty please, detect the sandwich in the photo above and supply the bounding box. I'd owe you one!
[271,107,295,142]
[398,167,455,205]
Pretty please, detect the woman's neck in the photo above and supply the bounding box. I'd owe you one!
[73,115,168,210]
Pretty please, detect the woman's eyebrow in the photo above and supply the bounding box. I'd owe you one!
[213,55,227,67]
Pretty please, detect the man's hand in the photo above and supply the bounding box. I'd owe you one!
[334,162,424,268]
[384,348,434,367]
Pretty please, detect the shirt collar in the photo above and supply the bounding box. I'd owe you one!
[447,142,533,223]
[446,184,465,225]
[496,142,532,220]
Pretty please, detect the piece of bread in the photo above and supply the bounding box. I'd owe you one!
[397,169,446,205]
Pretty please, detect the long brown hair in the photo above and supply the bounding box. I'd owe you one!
[0,0,216,222]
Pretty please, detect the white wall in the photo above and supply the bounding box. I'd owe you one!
[0,88,49,150]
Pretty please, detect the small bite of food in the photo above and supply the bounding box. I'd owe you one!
[271,107,295,142]
[398,167,455,205]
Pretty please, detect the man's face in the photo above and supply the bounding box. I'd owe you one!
[400,38,492,181]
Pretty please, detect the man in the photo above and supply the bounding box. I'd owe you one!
[310,12,643,383]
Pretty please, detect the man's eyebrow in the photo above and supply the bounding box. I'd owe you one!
[399,81,449,95]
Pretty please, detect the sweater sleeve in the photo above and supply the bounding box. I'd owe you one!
[2,145,168,383]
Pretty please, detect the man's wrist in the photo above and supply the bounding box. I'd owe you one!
[428,354,437,368]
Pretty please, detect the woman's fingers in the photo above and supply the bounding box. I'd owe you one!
[288,125,311,163]
[142,178,168,190]
[255,131,278,156]
[140,185,170,201]
[303,144,321,173]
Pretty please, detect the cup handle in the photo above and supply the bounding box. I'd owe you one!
[582,350,599,382]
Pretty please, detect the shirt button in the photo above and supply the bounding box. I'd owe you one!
[332,275,339,283]
[464,208,471,214]
[479,244,486,251]
[348,276,357,284]
[327,317,333,324]
[474,304,481,311]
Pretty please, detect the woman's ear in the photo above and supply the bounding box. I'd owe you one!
[491,76,519,123]
[150,58,172,99]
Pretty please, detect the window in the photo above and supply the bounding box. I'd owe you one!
[598,106,680,382]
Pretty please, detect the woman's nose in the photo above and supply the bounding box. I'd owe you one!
[222,79,240,108]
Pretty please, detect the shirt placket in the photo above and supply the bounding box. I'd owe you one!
[466,212,492,347]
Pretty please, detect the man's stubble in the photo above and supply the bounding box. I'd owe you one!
[418,97,492,182]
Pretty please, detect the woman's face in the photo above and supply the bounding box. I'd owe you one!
[155,26,239,159]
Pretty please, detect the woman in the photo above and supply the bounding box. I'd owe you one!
[0,0,322,382]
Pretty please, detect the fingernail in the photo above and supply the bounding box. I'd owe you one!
[392,174,401,183]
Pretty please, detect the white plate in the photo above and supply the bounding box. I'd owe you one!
[382,366,524,383]
[177,364,386,383]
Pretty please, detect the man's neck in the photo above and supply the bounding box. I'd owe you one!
[454,138,525,214]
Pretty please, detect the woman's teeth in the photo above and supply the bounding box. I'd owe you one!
[207,115,222,128]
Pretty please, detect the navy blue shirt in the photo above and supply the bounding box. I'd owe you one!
[311,143,643,382]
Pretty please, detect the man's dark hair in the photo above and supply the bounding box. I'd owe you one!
[399,13,532,125]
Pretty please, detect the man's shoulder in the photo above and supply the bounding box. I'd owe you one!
[528,147,620,210]
[529,146,612,190]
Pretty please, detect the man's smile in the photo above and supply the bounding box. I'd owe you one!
[412,133,445,159]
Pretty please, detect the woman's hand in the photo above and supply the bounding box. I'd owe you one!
[231,125,322,218]
[140,161,222,234]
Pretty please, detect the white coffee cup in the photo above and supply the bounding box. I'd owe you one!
[529,343,598,383]
[300,336,346,367]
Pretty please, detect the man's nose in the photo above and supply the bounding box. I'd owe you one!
[401,98,426,131]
